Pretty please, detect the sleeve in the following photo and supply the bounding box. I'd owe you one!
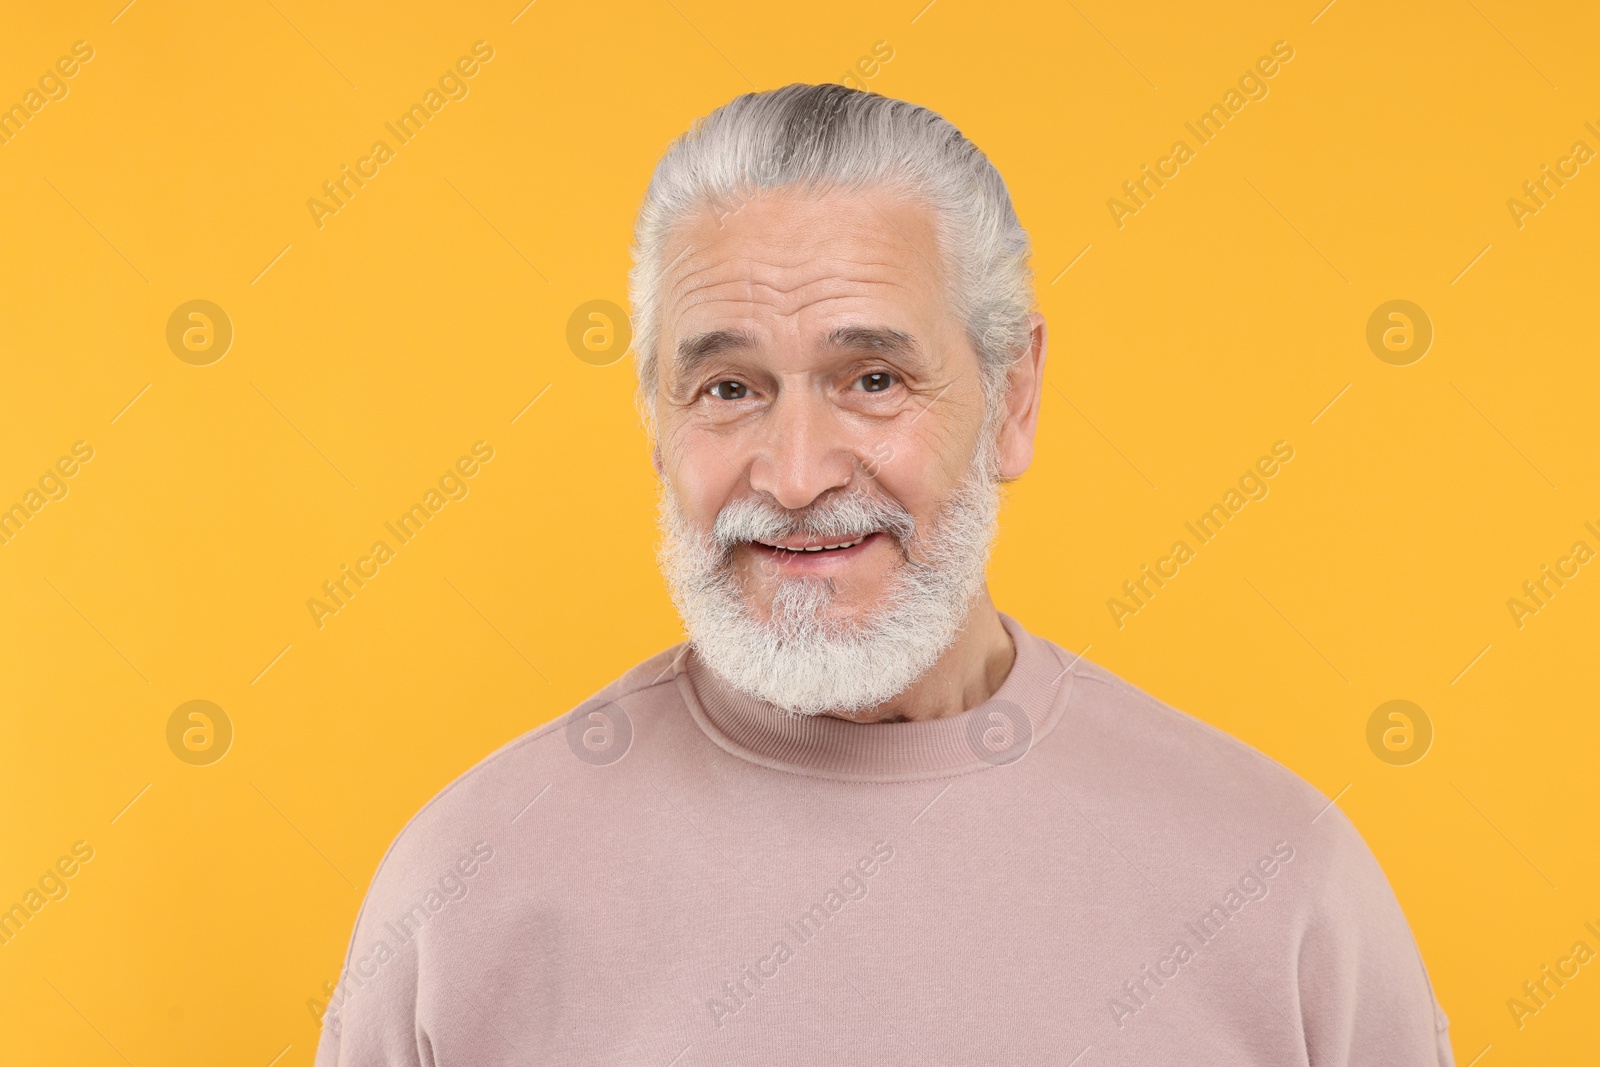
[1294,807,1455,1066]
[313,854,428,1067]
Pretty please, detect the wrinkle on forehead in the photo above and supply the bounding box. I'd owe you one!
[658,188,945,315]
[670,274,917,325]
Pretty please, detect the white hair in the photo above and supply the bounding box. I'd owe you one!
[627,82,1036,432]
[658,427,1002,716]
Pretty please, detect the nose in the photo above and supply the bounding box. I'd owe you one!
[746,385,856,511]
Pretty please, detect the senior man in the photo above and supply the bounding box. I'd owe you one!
[317,84,1454,1066]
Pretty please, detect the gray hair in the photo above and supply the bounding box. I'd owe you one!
[627,83,1036,435]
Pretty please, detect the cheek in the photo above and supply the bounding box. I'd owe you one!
[870,413,979,519]
[664,429,741,526]
[864,448,948,542]
[863,457,921,516]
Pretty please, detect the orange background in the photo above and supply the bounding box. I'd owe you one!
[1,1,1596,1063]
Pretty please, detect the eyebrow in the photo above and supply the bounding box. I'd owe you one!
[823,325,919,359]
[672,325,922,380]
[674,328,761,377]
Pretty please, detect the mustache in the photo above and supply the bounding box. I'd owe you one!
[707,486,916,552]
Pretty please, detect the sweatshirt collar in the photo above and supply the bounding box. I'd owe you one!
[676,613,1074,782]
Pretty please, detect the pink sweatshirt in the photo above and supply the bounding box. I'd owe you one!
[316,614,1454,1065]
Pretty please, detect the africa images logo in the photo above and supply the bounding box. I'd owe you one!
[707,841,895,1029]
[1107,840,1295,1029]
[306,41,496,230]
[313,842,495,1033]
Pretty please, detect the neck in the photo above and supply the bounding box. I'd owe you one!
[823,588,1015,724]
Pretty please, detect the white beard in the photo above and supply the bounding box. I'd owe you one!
[657,437,1003,717]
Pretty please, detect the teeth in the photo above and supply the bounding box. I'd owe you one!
[762,534,868,553]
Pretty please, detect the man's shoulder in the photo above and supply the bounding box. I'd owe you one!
[1050,650,1400,916]
[1052,652,1341,847]
[1042,647,1447,1053]
[362,642,688,888]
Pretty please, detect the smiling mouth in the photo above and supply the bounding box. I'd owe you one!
[755,533,871,553]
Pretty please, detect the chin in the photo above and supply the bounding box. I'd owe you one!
[746,584,879,634]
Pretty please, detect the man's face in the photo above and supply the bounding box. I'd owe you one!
[654,185,992,628]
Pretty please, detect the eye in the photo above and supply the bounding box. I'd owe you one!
[707,380,749,400]
[855,372,896,393]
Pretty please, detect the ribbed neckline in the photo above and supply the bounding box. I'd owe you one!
[675,613,1074,782]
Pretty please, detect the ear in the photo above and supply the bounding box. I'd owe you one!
[651,442,664,477]
[996,312,1048,480]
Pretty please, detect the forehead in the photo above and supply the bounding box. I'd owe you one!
[657,186,951,358]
